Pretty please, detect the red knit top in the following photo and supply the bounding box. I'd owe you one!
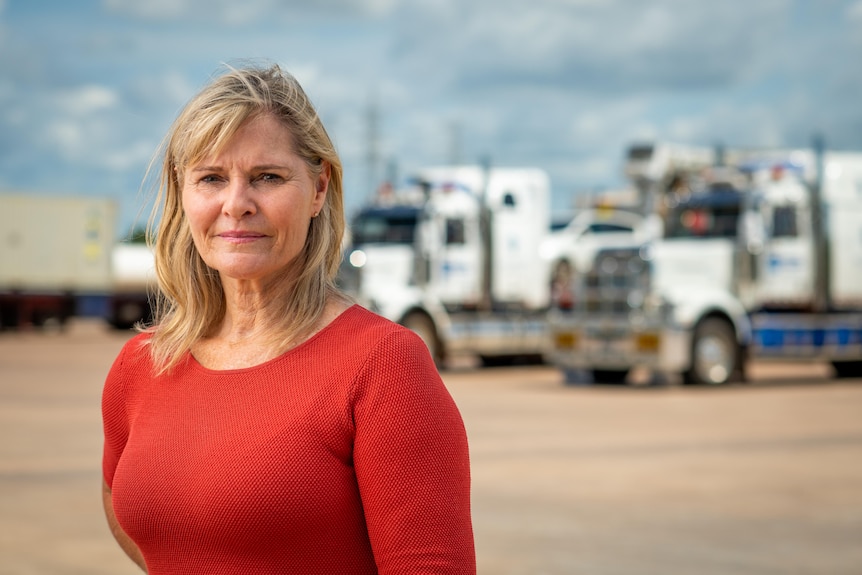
[102,305,475,574]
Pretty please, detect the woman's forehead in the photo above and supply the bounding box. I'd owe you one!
[191,119,299,167]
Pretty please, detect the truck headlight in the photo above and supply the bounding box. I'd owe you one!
[349,249,367,268]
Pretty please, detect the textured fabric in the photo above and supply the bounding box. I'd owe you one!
[102,305,475,574]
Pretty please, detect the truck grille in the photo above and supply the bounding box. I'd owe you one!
[579,247,650,315]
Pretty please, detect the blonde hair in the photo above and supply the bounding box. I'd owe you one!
[143,63,345,373]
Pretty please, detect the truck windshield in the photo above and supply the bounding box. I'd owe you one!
[665,190,742,239]
[351,207,419,246]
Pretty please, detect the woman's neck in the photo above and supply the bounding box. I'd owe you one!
[217,276,293,343]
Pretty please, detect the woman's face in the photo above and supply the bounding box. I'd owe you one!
[181,113,328,287]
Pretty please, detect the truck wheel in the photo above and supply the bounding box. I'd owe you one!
[591,369,629,384]
[684,317,738,385]
[401,312,444,367]
[831,360,862,379]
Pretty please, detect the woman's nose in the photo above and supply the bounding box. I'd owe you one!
[223,180,257,218]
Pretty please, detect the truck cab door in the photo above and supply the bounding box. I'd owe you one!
[421,205,482,307]
[755,202,815,308]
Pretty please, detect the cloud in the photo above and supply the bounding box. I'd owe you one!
[3,0,862,226]
[126,69,199,109]
[0,77,150,175]
[55,85,119,115]
[388,0,793,96]
[36,86,152,170]
[102,0,400,24]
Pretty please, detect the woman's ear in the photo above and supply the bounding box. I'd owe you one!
[314,161,331,210]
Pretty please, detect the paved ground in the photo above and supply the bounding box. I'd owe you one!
[1,320,861,574]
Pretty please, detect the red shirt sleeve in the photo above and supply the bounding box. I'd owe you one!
[102,335,146,489]
[351,328,476,574]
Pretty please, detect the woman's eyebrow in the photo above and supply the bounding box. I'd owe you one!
[250,164,291,172]
[188,164,291,172]
[188,165,220,173]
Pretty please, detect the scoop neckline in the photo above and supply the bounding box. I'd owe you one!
[186,303,360,375]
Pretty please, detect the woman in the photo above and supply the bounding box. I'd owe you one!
[101,63,475,574]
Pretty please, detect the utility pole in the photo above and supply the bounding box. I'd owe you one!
[448,120,462,165]
[479,155,494,312]
[365,92,380,201]
[811,134,829,312]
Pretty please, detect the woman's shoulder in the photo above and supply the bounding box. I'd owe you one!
[110,332,155,372]
[124,330,153,352]
[330,304,417,343]
[308,304,427,362]
[103,332,157,403]
[324,304,433,369]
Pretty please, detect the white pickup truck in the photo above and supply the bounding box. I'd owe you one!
[540,208,646,309]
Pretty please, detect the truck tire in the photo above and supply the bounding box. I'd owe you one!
[479,353,544,368]
[401,312,444,368]
[591,369,629,384]
[684,317,738,385]
[831,360,862,379]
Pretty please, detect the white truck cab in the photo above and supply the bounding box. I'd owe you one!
[549,148,862,384]
[341,166,553,365]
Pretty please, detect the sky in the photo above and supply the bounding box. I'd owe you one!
[1,0,861,238]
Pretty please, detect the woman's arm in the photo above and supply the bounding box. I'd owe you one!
[102,478,147,572]
[353,329,476,574]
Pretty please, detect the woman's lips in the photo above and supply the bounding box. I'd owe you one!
[217,230,266,243]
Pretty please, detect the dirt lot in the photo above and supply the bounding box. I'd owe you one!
[1,319,861,574]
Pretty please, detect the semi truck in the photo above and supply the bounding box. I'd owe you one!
[548,142,862,384]
[339,165,557,366]
[0,193,115,329]
[108,241,156,329]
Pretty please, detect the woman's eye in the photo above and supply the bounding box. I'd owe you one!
[199,174,221,184]
[258,173,283,183]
